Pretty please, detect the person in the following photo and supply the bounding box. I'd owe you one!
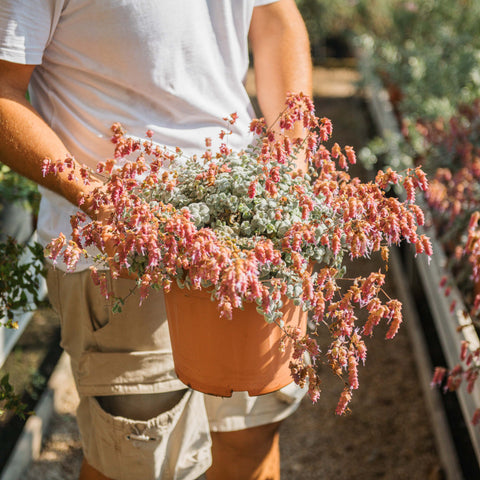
[0,1,312,478]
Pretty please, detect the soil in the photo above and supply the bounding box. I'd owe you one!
[7,63,446,479]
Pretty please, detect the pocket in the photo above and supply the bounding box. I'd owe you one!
[45,268,113,363]
[46,265,110,332]
[46,266,63,324]
[86,270,112,332]
[80,391,212,480]
[76,349,186,396]
[90,277,172,353]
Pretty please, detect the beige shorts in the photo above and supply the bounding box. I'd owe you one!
[47,267,306,480]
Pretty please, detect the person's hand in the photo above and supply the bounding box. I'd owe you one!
[102,227,138,281]
[82,183,138,281]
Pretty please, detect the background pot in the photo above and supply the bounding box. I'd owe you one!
[164,284,307,397]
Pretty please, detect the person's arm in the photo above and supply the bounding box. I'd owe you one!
[249,0,312,137]
[0,60,103,217]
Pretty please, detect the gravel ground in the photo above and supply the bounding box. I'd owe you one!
[22,65,444,479]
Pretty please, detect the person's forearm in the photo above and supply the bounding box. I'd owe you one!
[0,70,102,216]
[249,0,312,134]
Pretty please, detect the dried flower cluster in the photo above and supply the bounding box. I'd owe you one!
[409,102,480,307]
[342,0,480,426]
[431,340,480,425]
[408,100,480,424]
[43,93,430,415]
[416,101,480,294]
[0,239,45,328]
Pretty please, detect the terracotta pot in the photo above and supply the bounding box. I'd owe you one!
[164,284,307,397]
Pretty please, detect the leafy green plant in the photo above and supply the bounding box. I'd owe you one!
[0,373,30,420]
[0,239,46,329]
[0,239,45,419]
[295,0,405,60]
[0,165,39,213]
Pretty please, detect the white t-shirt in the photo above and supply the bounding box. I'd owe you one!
[0,0,277,270]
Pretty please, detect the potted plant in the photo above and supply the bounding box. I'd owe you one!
[43,93,430,415]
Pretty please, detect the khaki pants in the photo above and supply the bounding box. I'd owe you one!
[47,267,305,480]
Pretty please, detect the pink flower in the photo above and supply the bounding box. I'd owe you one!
[472,409,480,426]
[431,367,447,387]
[348,355,359,390]
[248,179,258,198]
[45,233,67,264]
[345,146,356,165]
[336,387,352,416]
[385,299,402,339]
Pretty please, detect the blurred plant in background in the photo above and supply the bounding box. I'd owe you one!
[0,166,39,243]
[0,165,39,211]
[356,0,480,121]
[295,0,403,62]
[0,142,42,420]
[351,0,480,423]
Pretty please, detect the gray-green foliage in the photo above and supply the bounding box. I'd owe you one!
[0,240,45,328]
[142,149,333,269]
